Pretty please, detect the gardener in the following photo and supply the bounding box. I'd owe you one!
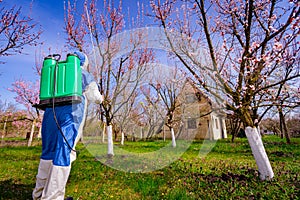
[32,51,103,200]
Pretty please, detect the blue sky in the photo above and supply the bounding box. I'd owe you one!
[0,0,148,106]
[1,0,67,104]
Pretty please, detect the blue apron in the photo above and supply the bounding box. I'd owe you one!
[41,70,95,166]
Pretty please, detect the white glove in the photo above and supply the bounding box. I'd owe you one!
[84,82,103,104]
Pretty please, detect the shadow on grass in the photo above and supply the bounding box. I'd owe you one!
[0,179,34,200]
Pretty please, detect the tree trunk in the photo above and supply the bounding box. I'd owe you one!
[245,127,274,180]
[37,125,42,140]
[209,115,214,140]
[231,128,236,143]
[279,113,284,139]
[231,118,241,142]
[28,119,36,147]
[107,124,114,156]
[121,131,124,145]
[278,109,291,144]
[1,116,8,140]
[282,120,290,144]
[102,123,106,143]
[1,116,8,145]
[170,127,176,148]
[239,108,274,179]
[114,129,118,140]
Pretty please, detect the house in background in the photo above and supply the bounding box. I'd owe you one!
[162,81,227,140]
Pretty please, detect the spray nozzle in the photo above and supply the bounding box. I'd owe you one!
[46,54,61,61]
[52,54,61,61]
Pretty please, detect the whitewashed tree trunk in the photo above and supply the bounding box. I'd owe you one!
[170,127,176,148]
[121,131,124,145]
[209,115,214,140]
[102,124,106,143]
[28,119,36,147]
[107,124,114,156]
[37,125,42,139]
[2,123,6,140]
[2,116,8,140]
[257,125,261,137]
[245,126,274,180]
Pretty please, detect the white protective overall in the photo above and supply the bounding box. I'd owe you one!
[33,52,103,200]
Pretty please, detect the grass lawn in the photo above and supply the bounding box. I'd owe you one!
[0,135,299,199]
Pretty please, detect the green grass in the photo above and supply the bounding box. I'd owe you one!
[0,136,299,199]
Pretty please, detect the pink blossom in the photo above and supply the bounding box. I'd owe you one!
[8,79,40,111]
[270,15,277,21]
[273,42,283,51]
[249,85,255,91]
[269,26,278,32]
[251,41,260,49]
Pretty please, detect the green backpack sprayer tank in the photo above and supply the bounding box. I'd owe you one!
[37,53,82,108]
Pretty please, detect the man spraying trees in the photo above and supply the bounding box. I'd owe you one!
[32,51,103,199]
